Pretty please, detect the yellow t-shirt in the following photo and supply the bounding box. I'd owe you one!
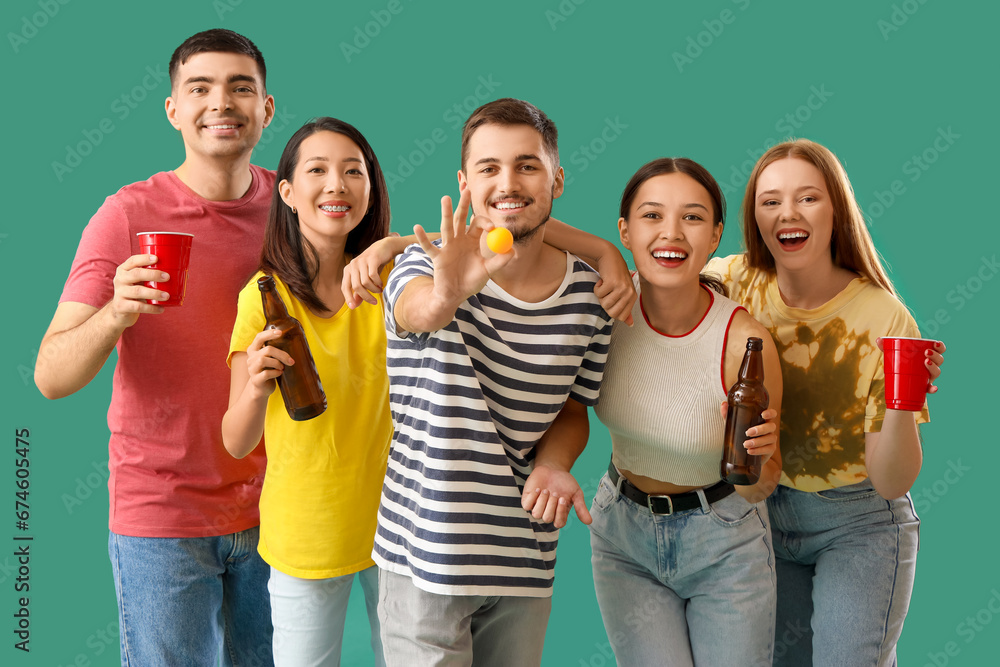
[228,269,392,578]
[705,254,929,492]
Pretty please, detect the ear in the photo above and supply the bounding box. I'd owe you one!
[261,94,275,129]
[278,179,294,209]
[165,96,181,131]
[709,222,723,256]
[552,166,565,200]
[457,169,467,192]
[617,217,630,250]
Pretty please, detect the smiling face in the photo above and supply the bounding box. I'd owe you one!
[753,157,835,273]
[457,123,564,245]
[278,131,372,248]
[165,51,274,162]
[619,172,722,291]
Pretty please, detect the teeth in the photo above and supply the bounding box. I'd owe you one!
[652,250,687,259]
[778,231,808,240]
[493,202,525,210]
[206,124,238,129]
[320,205,350,212]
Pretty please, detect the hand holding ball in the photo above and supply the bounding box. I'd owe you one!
[486,227,513,254]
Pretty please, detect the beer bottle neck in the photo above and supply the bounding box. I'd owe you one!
[258,277,291,322]
[739,348,765,383]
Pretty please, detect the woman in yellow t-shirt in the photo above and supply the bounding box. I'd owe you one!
[705,139,945,667]
[222,117,400,666]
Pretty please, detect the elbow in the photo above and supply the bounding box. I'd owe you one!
[34,366,69,400]
[873,480,915,501]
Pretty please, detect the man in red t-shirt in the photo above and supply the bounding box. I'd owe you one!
[36,29,276,666]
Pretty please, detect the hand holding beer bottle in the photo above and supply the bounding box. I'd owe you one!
[721,337,769,485]
[257,276,327,421]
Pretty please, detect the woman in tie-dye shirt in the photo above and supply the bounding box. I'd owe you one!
[706,139,944,667]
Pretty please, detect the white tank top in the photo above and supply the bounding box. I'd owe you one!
[595,275,744,486]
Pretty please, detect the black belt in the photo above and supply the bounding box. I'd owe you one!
[607,462,735,515]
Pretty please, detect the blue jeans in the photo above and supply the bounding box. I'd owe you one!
[109,528,273,666]
[269,565,384,666]
[377,569,552,667]
[590,472,776,666]
[766,480,919,667]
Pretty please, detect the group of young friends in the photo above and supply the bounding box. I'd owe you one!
[35,28,946,667]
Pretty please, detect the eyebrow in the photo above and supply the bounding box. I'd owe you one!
[473,154,543,166]
[638,201,710,212]
[182,74,259,87]
[303,156,363,163]
[757,185,822,198]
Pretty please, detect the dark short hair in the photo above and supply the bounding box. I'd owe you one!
[169,29,266,92]
[619,157,728,297]
[460,98,558,170]
[260,117,391,313]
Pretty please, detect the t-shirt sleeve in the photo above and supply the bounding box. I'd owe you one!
[865,306,931,432]
[703,254,744,300]
[228,276,266,368]
[383,243,434,341]
[60,196,133,308]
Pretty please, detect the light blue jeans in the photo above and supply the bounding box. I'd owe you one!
[269,565,384,666]
[377,569,552,667]
[109,528,273,666]
[590,472,776,666]
[767,480,919,667]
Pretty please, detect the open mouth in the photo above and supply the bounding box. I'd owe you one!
[319,203,351,217]
[491,199,529,214]
[652,249,688,266]
[777,230,809,250]
[202,123,243,138]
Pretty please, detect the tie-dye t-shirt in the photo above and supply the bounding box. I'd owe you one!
[705,254,929,492]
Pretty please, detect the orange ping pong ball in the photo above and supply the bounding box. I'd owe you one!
[486,227,513,254]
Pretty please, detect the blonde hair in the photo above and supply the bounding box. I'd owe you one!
[741,139,896,296]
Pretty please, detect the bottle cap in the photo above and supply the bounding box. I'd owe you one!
[747,337,763,351]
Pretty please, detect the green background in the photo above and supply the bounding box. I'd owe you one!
[2,0,994,664]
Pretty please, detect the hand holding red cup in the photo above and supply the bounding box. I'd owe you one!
[880,337,944,411]
[136,232,194,306]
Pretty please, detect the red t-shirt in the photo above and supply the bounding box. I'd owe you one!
[60,166,274,537]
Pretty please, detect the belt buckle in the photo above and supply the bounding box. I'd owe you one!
[647,493,674,515]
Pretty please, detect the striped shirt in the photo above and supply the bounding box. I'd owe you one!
[373,243,612,597]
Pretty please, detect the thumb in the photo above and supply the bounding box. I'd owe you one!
[573,489,593,525]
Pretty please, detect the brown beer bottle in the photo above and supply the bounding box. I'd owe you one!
[721,337,769,485]
[257,276,327,421]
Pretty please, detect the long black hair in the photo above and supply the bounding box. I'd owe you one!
[260,117,391,312]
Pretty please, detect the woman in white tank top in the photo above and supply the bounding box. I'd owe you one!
[587,158,784,666]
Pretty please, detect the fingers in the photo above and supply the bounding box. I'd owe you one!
[414,224,438,258]
[111,255,173,319]
[719,401,729,420]
[439,196,454,246]
[453,188,472,236]
[524,486,587,527]
[341,255,382,308]
[249,329,295,367]
[593,279,637,325]
[572,491,593,526]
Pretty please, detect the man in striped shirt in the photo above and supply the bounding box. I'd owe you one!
[373,98,613,666]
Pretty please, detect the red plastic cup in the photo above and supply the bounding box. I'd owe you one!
[882,337,941,411]
[136,232,194,306]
